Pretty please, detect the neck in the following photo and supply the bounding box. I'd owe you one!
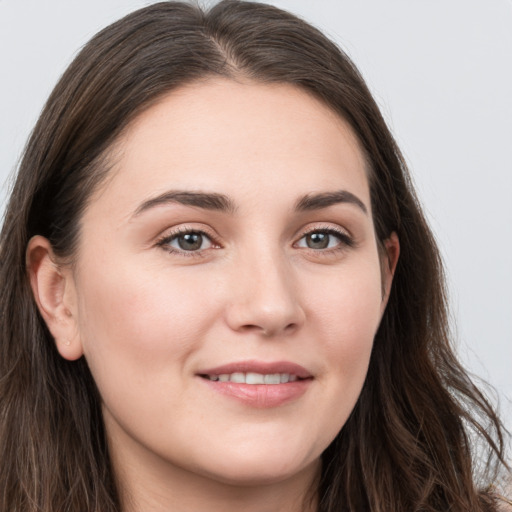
[118,458,320,512]
[108,425,320,512]
[122,468,319,512]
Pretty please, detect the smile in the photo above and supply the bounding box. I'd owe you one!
[203,372,299,384]
[197,361,313,407]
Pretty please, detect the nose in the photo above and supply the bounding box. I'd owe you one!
[224,250,305,338]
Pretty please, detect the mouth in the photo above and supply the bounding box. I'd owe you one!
[197,360,312,382]
[196,360,313,408]
[200,372,301,384]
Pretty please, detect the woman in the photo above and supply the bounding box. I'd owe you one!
[0,1,509,511]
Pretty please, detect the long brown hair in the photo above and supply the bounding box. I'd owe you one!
[0,1,509,511]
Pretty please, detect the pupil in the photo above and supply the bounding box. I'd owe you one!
[178,233,202,251]
[307,232,329,249]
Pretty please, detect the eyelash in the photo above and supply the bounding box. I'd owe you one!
[156,227,220,258]
[156,225,354,257]
[295,226,355,253]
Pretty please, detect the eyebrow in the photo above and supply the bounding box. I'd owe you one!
[133,190,237,217]
[132,188,367,218]
[295,190,368,214]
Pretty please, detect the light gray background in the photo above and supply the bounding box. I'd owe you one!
[1,1,511,434]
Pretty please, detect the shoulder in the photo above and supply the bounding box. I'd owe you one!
[495,479,512,511]
[497,498,512,511]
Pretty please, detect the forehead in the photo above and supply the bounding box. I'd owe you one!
[87,79,370,220]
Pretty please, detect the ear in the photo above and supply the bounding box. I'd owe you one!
[380,231,400,308]
[26,236,83,361]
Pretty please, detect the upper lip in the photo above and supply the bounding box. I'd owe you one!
[197,360,312,379]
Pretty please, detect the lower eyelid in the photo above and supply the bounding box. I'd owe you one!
[156,226,354,255]
[157,228,219,252]
[170,234,212,250]
[295,228,353,247]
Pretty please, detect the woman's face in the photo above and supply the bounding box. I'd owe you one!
[59,80,397,488]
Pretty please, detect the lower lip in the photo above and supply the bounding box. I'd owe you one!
[200,378,312,408]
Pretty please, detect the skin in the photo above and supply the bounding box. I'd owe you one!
[28,79,399,512]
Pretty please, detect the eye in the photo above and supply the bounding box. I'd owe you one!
[296,228,353,250]
[158,230,214,253]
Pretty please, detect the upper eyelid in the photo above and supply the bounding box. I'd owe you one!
[296,223,353,240]
[155,222,354,248]
[158,225,219,241]
[299,225,348,235]
[156,226,221,252]
[294,225,356,251]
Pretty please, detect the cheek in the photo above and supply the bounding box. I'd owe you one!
[314,256,383,338]
[74,260,220,391]
[309,257,383,391]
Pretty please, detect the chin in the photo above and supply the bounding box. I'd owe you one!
[193,448,320,487]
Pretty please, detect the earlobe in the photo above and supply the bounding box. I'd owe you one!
[381,232,400,304]
[26,236,83,361]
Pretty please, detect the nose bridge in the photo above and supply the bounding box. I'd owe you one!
[225,239,304,336]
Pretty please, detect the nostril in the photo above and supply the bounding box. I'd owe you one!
[239,322,299,337]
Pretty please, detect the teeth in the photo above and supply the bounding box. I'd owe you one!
[206,372,298,384]
[230,372,245,383]
[264,374,281,384]
[246,372,264,384]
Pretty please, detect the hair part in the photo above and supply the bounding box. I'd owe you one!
[0,1,509,511]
